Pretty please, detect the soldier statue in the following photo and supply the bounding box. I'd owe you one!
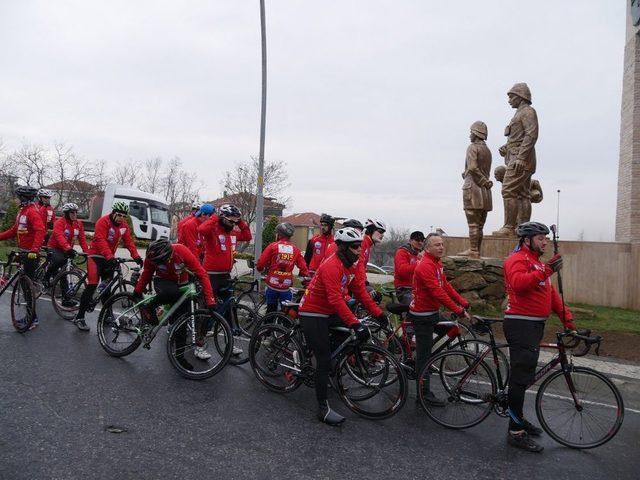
[493,82,539,237]
[459,121,492,258]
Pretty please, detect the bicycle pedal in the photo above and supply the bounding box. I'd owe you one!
[143,343,151,350]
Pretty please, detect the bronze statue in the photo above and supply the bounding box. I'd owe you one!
[493,82,539,236]
[459,121,492,258]
[494,164,543,215]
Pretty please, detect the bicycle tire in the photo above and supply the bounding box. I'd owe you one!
[419,350,497,429]
[50,269,86,320]
[227,304,258,366]
[236,289,263,310]
[251,311,295,334]
[535,366,624,449]
[455,339,510,386]
[96,292,143,357]
[11,275,35,333]
[249,324,305,393]
[336,343,408,420]
[167,310,233,380]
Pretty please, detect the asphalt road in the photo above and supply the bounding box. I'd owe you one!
[1,296,639,480]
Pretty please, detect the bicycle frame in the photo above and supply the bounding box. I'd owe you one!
[111,283,199,346]
[0,259,22,298]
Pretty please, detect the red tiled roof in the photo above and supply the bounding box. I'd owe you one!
[281,212,321,227]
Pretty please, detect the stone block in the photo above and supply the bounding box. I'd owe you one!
[450,272,487,291]
[459,259,484,272]
[479,282,506,299]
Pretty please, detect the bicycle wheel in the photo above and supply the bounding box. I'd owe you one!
[227,304,258,365]
[236,289,262,310]
[96,292,143,357]
[335,343,408,420]
[167,310,232,380]
[252,311,295,333]
[455,339,510,385]
[535,366,624,449]
[11,275,35,333]
[51,269,86,320]
[419,350,497,429]
[249,324,305,393]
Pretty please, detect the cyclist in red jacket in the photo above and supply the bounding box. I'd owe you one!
[177,204,214,261]
[503,221,575,453]
[43,203,89,303]
[198,203,251,353]
[393,230,425,304]
[322,218,362,262]
[360,218,386,271]
[304,213,335,275]
[0,186,46,329]
[0,186,46,280]
[177,202,200,239]
[256,222,309,314]
[133,239,217,366]
[36,188,56,238]
[73,202,142,332]
[299,227,388,426]
[410,232,470,405]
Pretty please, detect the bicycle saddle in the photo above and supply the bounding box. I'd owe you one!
[386,303,409,315]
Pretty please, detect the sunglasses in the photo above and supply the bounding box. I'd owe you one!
[225,218,240,224]
[349,243,362,250]
[113,212,127,218]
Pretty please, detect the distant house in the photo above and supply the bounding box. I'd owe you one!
[44,180,98,217]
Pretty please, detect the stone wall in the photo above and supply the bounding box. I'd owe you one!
[442,256,505,309]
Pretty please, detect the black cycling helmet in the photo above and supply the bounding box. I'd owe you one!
[516,221,550,238]
[342,218,363,230]
[276,222,295,238]
[319,213,335,227]
[218,204,241,218]
[15,185,38,200]
[146,238,173,264]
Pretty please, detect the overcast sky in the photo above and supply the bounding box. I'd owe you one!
[0,1,626,240]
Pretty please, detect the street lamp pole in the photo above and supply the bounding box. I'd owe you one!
[254,0,267,279]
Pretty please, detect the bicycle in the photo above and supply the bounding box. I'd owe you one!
[96,282,233,380]
[0,250,37,332]
[49,256,139,320]
[419,315,624,449]
[249,315,408,420]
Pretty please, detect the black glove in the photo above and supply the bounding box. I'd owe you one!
[375,313,389,329]
[134,257,144,267]
[546,254,563,273]
[106,257,118,269]
[66,249,77,258]
[353,323,370,343]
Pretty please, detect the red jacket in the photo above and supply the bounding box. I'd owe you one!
[504,245,574,328]
[410,253,469,315]
[177,216,204,258]
[394,244,420,288]
[134,243,215,306]
[48,217,89,252]
[257,239,309,291]
[38,204,56,230]
[0,203,46,252]
[299,254,382,327]
[198,215,252,273]
[305,233,334,272]
[359,234,374,268]
[176,214,194,239]
[88,214,140,261]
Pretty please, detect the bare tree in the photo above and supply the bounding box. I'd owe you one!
[8,142,50,187]
[160,156,200,224]
[221,156,290,225]
[112,159,142,187]
[370,226,411,266]
[139,157,163,194]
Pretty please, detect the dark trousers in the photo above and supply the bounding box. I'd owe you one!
[299,314,344,403]
[503,319,545,429]
[209,273,233,326]
[44,248,67,284]
[22,256,39,281]
[76,257,115,319]
[148,278,189,353]
[408,312,441,391]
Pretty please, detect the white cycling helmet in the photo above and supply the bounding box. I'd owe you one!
[364,218,386,232]
[334,227,364,244]
[191,202,201,211]
[37,188,53,197]
[62,203,79,212]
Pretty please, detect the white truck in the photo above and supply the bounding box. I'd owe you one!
[88,184,171,240]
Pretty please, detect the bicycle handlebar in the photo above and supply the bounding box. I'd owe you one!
[558,331,602,356]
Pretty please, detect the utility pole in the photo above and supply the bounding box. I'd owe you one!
[254,0,267,280]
